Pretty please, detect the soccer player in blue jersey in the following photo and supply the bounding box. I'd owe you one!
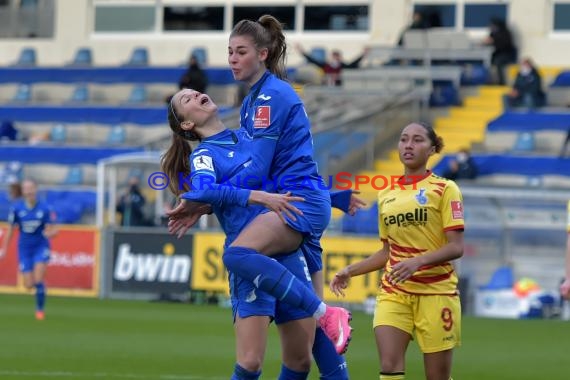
[0,179,57,320]
[163,88,360,379]
[226,14,353,377]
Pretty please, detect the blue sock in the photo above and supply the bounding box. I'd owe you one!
[35,282,46,311]
[278,364,309,380]
[223,247,322,315]
[313,327,350,379]
[231,363,261,380]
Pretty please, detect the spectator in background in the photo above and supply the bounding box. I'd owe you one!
[503,58,546,110]
[483,18,517,85]
[560,128,570,158]
[0,120,19,141]
[165,55,208,104]
[443,148,478,181]
[295,43,369,86]
[179,54,208,93]
[116,176,148,227]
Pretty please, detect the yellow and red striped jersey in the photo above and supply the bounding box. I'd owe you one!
[377,171,464,295]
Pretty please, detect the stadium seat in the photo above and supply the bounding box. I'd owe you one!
[309,47,326,63]
[50,124,67,143]
[125,47,149,66]
[71,47,93,66]
[479,266,514,290]
[11,84,32,102]
[127,85,148,104]
[191,47,208,67]
[69,84,89,103]
[512,132,536,152]
[63,166,84,185]
[15,47,36,66]
[107,125,126,145]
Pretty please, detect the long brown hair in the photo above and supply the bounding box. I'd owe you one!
[230,14,287,79]
[161,99,200,195]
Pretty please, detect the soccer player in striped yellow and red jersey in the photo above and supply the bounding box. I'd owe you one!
[330,122,464,380]
[559,201,570,299]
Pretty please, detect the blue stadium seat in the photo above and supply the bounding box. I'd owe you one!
[50,124,67,143]
[127,85,148,104]
[309,47,326,63]
[480,266,514,290]
[512,132,535,153]
[11,84,32,103]
[63,166,84,185]
[0,191,10,221]
[69,84,89,103]
[125,47,149,66]
[107,125,126,145]
[191,47,208,67]
[71,47,93,66]
[15,47,36,66]
[341,203,379,235]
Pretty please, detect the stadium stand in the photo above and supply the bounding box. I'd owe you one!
[124,47,149,67]
[69,47,93,66]
[14,47,36,66]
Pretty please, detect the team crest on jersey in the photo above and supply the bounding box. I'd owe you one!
[450,201,463,220]
[415,188,427,205]
[253,106,271,128]
[193,155,214,171]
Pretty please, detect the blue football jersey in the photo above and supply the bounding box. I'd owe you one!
[182,128,262,245]
[237,71,327,195]
[8,200,54,249]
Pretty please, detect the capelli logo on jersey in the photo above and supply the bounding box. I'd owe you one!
[384,208,428,227]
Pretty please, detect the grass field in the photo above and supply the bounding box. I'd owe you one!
[0,294,569,380]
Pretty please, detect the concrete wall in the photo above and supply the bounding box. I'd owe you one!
[0,0,568,67]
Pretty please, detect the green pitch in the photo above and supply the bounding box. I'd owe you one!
[0,294,568,379]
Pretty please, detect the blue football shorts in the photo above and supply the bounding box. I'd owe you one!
[230,249,314,324]
[18,244,50,273]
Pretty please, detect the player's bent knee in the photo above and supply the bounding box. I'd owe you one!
[283,352,312,373]
[238,357,263,373]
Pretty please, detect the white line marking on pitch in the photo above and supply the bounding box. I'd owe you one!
[0,370,226,380]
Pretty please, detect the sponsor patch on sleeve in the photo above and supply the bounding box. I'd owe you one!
[253,106,271,128]
[450,201,463,220]
[193,155,215,172]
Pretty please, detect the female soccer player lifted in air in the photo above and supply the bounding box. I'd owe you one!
[330,122,465,380]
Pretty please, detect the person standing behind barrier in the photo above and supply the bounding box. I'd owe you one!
[116,176,148,227]
[559,201,570,300]
[179,54,209,94]
[295,43,369,86]
[330,122,464,380]
[0,179,58,320]
[483,18,517,85]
